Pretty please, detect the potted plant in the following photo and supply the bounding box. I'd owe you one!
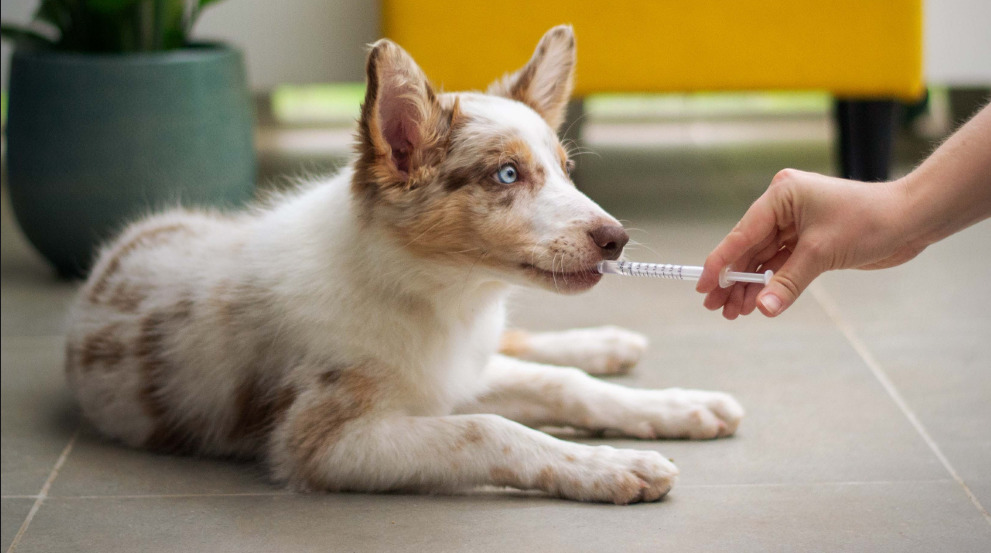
[2,0,255,277]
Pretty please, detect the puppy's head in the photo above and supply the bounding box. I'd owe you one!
[353,25,627,294]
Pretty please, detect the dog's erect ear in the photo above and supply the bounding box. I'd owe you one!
[358,39,446,185]
[487,25,576,131]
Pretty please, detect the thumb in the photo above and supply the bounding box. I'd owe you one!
[756,246,825,317]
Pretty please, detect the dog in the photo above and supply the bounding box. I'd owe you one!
[65,25,743,504]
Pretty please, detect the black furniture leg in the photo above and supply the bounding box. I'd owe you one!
[834,98,897,182]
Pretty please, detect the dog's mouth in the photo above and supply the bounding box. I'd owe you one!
[520,263,602,293]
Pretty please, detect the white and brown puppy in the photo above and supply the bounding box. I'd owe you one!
[65,26,743,504]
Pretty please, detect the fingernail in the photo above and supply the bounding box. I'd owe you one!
[759,293,782,315]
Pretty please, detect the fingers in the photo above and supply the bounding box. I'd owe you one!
[754,242,825,317]
[741,248,791,315]
[706,242,787,318]
[696,193,781,294]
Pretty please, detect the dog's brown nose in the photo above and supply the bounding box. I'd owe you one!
[589,224,629,260]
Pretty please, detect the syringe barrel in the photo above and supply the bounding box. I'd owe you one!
[597,261,703,280]
[598,260,772,287]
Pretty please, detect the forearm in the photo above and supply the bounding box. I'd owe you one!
[897,102,991,249]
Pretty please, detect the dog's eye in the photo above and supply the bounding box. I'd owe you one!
[565,159,575,176]
[495,164,519,184]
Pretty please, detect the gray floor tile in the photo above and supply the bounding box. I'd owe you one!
[1,338,78,496]
[49,426,282,498]
[13,482,991,553]
[1,498,33,552]
[0,279,78,338]
[817,222,991,512]
[573,325,946,486]
[845,322,991,508]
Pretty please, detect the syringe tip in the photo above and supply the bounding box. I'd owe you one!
[597,261,622,275]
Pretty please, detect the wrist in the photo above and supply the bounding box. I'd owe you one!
[889,173,941,250]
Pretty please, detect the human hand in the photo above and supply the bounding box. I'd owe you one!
[696,169,926,318]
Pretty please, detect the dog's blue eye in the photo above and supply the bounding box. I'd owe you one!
[496,164,518,184]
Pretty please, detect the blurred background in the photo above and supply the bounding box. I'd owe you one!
[2,0,989,224]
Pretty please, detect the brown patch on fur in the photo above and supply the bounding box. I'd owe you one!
[490,467,517,486]
[555,143,575,177]
[535,466,557,494]
[87,224,191,303]
[463,421,483,443]
[136,299,196,453]
[79,323,127,371]
[564,454,577,463]
[106,281,147,313]
[556,143,568,166]
[499,329,532,358]
[229,376,298,443]
[286,369,380,487]
[208,280,271,330]
[452,420,485,452]
[319,370,342,386]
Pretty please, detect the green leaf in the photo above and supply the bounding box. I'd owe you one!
[0,24,56,48]
[37,0,72,30]
[84,0,143,14]
[12,0,216,52]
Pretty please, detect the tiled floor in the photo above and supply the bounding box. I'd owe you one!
[3,138,991,552]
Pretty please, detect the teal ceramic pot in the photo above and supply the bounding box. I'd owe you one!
[6,44,255,278]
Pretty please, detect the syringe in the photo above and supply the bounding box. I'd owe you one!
[597,260,773,289]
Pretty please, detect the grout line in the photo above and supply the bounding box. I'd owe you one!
[810,283,991,526]
[6,428,79,553]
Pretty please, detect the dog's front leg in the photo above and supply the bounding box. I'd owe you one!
[459,355,744,439]
[499,327,648,375]
[269,378,676,503]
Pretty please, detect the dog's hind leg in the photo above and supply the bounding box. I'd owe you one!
[268,369,677,503]
[457,355,744,440]
[499,326,647,375]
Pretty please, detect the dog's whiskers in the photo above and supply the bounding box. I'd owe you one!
[624,238,661,259]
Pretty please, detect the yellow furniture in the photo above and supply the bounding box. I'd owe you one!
[383,0,922,101]
[382,0,925,180]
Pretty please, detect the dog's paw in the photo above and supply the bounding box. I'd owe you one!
[548,446,678,504]
[599,388,745,440]
[524,326,648,375]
